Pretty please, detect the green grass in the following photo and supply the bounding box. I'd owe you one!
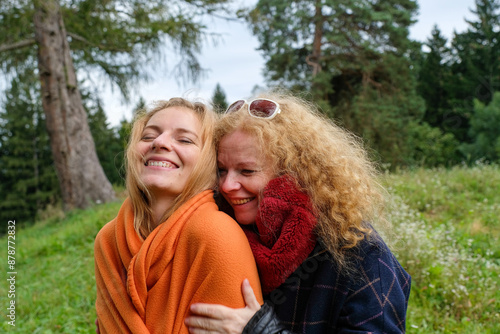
[0,164,498,332]
[381,163,500,333]
[0,199,122,333]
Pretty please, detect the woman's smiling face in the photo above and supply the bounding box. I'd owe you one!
[136,106,202,201]
[217,130,274,225]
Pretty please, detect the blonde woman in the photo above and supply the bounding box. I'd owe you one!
[94,98,262,333]
[186,92,411,333]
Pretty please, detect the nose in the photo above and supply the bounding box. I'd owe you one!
[151,133,172,151]
[219,171,241,193]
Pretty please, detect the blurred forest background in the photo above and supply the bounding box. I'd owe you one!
[1,0,499,227]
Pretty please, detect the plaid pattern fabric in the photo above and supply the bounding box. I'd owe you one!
[253,236,411,333]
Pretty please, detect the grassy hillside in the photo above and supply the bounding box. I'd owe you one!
[0,164,498,333]
[381,163,499,333]
[0,200,122,333]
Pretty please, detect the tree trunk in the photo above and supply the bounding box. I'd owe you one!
[33,0,115,211]
[307,0,324,76]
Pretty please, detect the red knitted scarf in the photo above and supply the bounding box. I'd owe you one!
[243,175,317,295]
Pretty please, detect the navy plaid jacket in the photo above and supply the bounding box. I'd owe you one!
[244,236,411,334]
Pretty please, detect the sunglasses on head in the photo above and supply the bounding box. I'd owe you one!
[225,98,281,119]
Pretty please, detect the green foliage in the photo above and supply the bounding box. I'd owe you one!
[454,0,500,105]
[331,63,427,167]
[461,92,500,162]
[404,121,460,167]
[0,1,35,72]
[117,118,132,156]
[0,70,60,229]
[211,83,228,113]
[417,26,459,136]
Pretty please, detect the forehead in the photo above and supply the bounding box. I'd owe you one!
[146,106,201,131]
[218,130,266,164]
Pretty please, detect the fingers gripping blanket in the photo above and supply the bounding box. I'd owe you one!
[94,190,262,333]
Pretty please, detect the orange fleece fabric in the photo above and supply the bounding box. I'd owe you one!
[94,190,263,333]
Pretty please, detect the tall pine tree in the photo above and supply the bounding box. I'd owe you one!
[418,26,454,130]
[247,0,431,166]
[0,0,233,210]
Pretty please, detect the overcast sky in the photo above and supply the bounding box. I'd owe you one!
[103,0,477,126]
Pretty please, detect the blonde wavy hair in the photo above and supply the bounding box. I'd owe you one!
[126,97,218,238]
[214,91,385,271]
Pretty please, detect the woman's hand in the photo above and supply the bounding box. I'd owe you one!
[185,279,261,334]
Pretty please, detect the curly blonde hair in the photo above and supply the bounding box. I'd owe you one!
[214,91,385,271]
[126,97,218,238]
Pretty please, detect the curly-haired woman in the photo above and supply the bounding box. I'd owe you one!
[185,92,411,333]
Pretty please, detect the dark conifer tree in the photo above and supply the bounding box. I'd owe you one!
[0,71,59,227]
[450,0,500,142]
[418,26,454,130]
[212,83,228,113]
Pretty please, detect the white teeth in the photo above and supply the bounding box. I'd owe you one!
[147,160,176,168]
[232,198,252,205]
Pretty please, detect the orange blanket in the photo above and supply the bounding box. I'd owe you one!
[95,190,262,333]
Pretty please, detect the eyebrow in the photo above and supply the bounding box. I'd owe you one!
[222,161,261,169]
[143,125,200,139]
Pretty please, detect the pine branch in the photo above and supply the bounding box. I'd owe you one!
[67,32,91,44]
[67,32,129,53]
[0,39,36,53]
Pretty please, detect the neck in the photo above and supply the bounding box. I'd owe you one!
[150,196,175,227]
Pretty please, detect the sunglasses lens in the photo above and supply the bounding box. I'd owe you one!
[225,100,245,114]
[249,99,278,118]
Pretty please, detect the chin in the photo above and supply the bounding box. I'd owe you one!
[235,214,256,226]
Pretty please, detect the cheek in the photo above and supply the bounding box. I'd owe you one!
[135,142,149,157]
[255,175,273,193]
[132,144,146,164]
[183,149,201,168]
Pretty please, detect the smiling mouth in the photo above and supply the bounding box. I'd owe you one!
[231,198,254,205]
[145,160,177,168]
